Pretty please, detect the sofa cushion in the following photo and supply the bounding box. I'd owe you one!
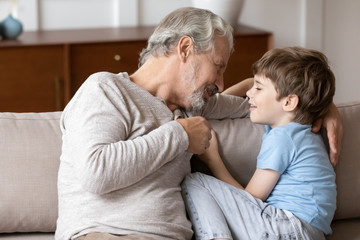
[205,100,360,221]
[330,101,360,220]
[327,218,360,240]
[0,112,62,233]
[0,232,55,240]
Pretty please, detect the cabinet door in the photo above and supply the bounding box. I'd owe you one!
[224,35,270,89]
[70,41,146,96]
[0,46,65,112]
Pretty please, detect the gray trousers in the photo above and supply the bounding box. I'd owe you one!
[181,172,325,240]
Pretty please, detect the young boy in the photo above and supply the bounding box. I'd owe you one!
[181,47,337,240]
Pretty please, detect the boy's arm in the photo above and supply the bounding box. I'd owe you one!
[206,157,244,189]
[199,130,280,201]
[245,169,280,201]
[221,78,254,97]
[198,130,244,189]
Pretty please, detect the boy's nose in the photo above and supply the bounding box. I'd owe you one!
[246,88,252,98]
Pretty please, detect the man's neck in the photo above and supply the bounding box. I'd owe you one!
[130,56,181,111]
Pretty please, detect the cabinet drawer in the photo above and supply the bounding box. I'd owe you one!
[224,35,270,89]
[70,41,146,95]
[0,46,65,112]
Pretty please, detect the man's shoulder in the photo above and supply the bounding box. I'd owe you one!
[85,72,130,86]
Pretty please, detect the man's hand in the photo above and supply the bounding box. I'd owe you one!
[177,116,212,155]
[312,103,343,167]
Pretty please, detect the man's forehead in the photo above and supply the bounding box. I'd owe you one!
[213,37,231,59]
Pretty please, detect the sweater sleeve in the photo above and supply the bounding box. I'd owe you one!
[61,73,189,194]
[199,94,250,120]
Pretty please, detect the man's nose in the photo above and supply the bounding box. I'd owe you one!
[216,75,224,93]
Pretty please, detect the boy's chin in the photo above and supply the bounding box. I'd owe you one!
[249,115,264,125]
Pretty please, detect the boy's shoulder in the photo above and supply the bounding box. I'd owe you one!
[264,123,315,148]
[267,123,312,137]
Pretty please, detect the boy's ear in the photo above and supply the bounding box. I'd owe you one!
[283,94,299,112]
[177,36,193,62]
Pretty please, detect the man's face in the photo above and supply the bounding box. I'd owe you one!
[183,36,231,111]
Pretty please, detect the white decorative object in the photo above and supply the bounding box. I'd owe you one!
[191,0,244,27]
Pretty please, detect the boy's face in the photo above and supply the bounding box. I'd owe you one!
[246,74,290,128]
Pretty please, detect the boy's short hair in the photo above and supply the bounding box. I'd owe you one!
[252,47,335,125]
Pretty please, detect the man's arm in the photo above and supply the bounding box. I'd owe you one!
[312,103,343,166]
[62,74,189,194]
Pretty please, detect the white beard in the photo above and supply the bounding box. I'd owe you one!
[187,89,206,112]
[182,59,218,112]
[182,60,206,112]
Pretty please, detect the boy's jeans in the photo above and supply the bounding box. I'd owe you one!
[181,172,325,240]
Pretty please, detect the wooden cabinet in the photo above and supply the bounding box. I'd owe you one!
[69,41,146,96]
[0,25,272,112]
[0,45,65,112]
[224,25,273,89]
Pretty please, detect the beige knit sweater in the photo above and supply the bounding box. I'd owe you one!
[55,72,248,240]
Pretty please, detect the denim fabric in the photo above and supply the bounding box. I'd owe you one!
[181,172,325,240]
[75,233,157,240]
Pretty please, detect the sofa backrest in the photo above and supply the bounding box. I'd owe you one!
[0,112,62,233]
[0,101,359,234]
[330,102,360,220]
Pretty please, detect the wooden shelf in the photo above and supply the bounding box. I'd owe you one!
[0,26,155,47]
[0,25,272,112]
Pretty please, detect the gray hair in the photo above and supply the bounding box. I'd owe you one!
[138,7,234,67]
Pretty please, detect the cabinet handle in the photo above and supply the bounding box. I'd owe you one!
[114,54,121,61]
[54,76,62,111]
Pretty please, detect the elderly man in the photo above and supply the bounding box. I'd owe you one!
[56,7,342,240]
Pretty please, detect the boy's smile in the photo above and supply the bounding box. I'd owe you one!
[248,101,257,111]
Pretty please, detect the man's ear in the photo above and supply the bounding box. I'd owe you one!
[283,94,299,112]
[177,36,193,62]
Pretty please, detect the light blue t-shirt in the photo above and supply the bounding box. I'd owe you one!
[257,122,336,235]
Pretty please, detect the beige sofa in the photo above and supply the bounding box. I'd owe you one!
[0,101,359,240]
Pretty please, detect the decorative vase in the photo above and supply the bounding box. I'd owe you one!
[191,0,244,27]
[1,14,23,39]
[0,21,3,39]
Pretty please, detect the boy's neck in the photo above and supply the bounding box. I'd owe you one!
[269,113,294,129]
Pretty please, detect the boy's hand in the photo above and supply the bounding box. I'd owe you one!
[198,129,221,165]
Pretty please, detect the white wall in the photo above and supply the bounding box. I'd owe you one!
[0,0,358,103]
[238,0,360,104]
[323,0,360,104]
[0,0,192,30]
